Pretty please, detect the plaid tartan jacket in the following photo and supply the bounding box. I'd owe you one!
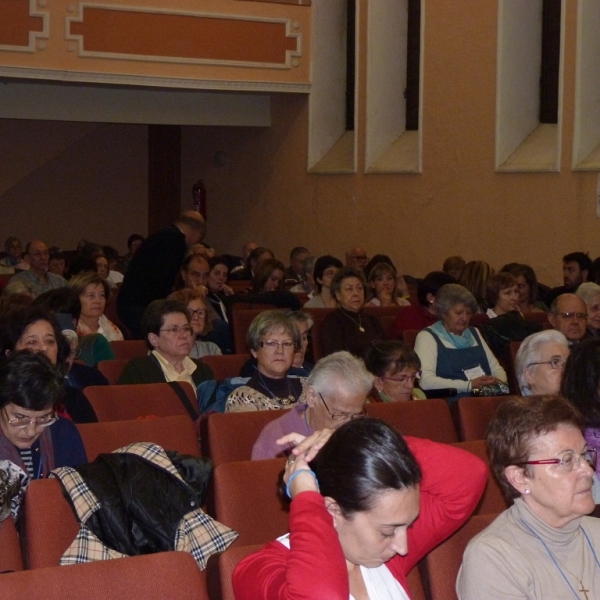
[51,442,237,569]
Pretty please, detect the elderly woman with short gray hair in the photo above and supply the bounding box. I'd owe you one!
[414,284,506,401]
[226,310,306,412]
[515,329,569,396]
[577,282,600,338]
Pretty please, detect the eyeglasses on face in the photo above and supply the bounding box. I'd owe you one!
[159,325,194,336]
[383,371,422,384]
[526,357,565,371]
[554,312,587,321]
[517,448,597,472]
[258,339,295,351]
[318,392,366,421]
[187,308,207,319]
[3,407,58,429]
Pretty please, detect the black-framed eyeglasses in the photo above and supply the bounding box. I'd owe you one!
[187,308,207,319]
[2,406,58,429]
[318,392,366,421]
[553,312,587,321]
[516,448,597,472]
[526,357,565,371]
[258,340,295,351]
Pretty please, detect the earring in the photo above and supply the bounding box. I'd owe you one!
[524,489,530,495]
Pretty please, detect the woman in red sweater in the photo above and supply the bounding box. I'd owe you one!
[233,418,487,599]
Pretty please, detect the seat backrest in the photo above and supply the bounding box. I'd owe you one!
[402,329,420,350]
[97,359,129,385]
[109,340,148,360]
[83,382,196,422]
[421,513,498,600]
[365,399,459,444]
[206,543,262,600]
[205,410,284,466]
[451,440,510,515]
[0,552,207,600]
[21,478,80,568]
[201,353,251,381]
[0,517,23,572]
[213,458,288,547]
[77,415,201,461]
[523,311,549,328]
[457,395,513,441]
[363,305,404,319]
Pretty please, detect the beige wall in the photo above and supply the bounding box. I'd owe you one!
[0,120,148,254]
[183,0,599,287]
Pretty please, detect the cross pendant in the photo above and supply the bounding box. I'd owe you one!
[579,584,589,600]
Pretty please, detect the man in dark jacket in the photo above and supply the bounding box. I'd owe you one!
[117,211,206,338]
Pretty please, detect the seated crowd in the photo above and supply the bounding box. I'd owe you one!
[3,225,600,599]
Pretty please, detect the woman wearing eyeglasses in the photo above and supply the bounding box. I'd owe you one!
[226,311,306,412]
[458,395,600,600]
[167,289,221,359]
[364,340,426,402]
[515,330,570,396]
[117,299,213,389]
[0,351,87,483]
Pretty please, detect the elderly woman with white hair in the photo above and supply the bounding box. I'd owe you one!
[414,284,506,401]
[514,330,570,396]
[251,351,372,459]
[576,281,600,338]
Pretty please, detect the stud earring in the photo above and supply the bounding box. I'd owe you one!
[524,489,530,495]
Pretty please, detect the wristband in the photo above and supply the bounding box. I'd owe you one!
[286,469,319,499]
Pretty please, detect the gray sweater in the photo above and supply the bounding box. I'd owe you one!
[457,497,600,599]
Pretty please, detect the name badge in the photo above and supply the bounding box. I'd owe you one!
[463,365,485,380]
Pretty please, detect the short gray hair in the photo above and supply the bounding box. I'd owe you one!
[246,310,301,351]
[307,351,374,397]
[434,284,478,318]
[515,330,569,394]
[303,255,317,278]
[576,282,600,308]
[330,266,367,298]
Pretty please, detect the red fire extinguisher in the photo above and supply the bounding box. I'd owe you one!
[192,179,207,219]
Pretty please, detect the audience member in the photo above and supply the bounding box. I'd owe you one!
[0,351,87,485]
[226,311,304,411]
[118,299,213,388]
[442,255,465,280]
[457,395,598,599]
[576,282,600,338]
[68,271,124,341]
[284,246,310,286]
[391,271,455,338]
[289,255,316,294]
[345,245,369,270]
[229,246,274,281]
[514,330,569,396]
[167,289,221,358]
[251,351,371,459]
[545,251,592,306]
[47,247,66,278]
[364,340,425,401]
[548,293,589,345]
[236,418,487,599]
[365,262,410,307]
[117,211,206,338]
[206,256,234,322]
[0,236,29,271]
[484,272,519,318]
[414,284,506,401]
[303,255,342,308]
[117,233,144,273]
[101,245,124,287]
[179,254,210,292]
[500,263,547,312]
[320,266,385,358]
[6,240,67,297]
[251,258,286,293]
[458,260,493,312]
[229,241,258,275]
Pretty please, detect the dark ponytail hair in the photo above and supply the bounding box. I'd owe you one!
[309,418,422,517]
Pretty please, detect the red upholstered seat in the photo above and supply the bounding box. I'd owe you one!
[0,517,23,572]
[201,353,251,381]
[457,395,514,441]
[109,340,148,360]
[97,359,129,385]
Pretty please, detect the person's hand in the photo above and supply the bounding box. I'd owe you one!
[470,375,502,389]
[220,284,234,296]
[379,289,393,306]
[283,451,319,499]
[276,428,334,463]
[192,284,208,296]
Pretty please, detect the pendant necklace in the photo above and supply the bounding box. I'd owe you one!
[340,308,365,333]
[257,372,298,406]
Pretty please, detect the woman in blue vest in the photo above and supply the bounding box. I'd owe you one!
[414,284,507,401]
